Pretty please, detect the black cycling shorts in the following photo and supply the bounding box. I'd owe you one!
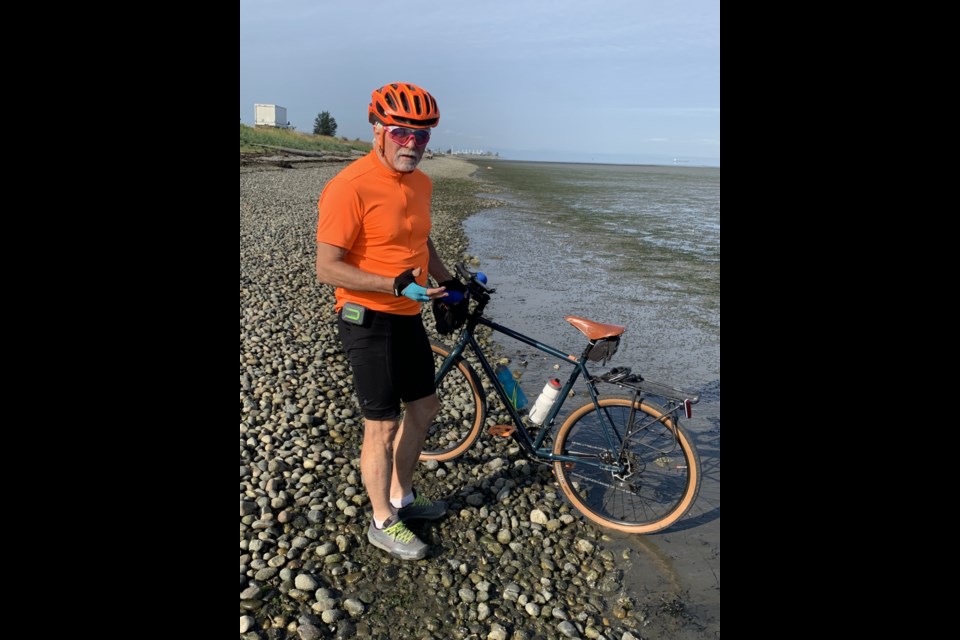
[337,309,436,420]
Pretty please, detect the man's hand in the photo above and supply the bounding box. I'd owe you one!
[439,279,467,304]
[394,267,446,302]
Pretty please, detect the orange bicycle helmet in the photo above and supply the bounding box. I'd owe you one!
[368,83,440,128]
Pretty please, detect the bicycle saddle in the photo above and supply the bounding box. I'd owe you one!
[564,316,626,340]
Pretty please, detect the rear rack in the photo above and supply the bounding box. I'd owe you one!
[593,367,700,404]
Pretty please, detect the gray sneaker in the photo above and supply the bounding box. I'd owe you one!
[398,492,448,521]
[367,516,428,560]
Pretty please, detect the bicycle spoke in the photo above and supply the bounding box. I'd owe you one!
[421,344,485,461]
[554,398,699,532]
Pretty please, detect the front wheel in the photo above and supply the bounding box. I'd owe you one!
[553,396,701,534]
[420,342,486,461]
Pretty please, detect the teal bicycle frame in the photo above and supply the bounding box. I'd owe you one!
[435,312,625,473]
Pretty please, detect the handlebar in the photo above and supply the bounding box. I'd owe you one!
[455,262,496,299]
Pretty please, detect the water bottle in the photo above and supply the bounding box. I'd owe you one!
[528,378,562,425]
[495,364,528,410]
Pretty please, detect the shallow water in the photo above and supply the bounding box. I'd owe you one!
[462,160,721,636]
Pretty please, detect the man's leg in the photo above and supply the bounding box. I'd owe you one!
[362,415,429,560]
[361,417,401,524]
[390,394,439,502]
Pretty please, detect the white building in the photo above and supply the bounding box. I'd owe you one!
[254,104,289,128]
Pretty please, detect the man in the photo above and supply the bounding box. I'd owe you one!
[315,82,462,560]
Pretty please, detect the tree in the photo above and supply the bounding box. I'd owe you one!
[313,111,338,136]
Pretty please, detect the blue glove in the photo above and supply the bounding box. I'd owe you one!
[393,268,431,302]
[400,283,430,302]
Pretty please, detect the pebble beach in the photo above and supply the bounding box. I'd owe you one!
[240,155,713,640]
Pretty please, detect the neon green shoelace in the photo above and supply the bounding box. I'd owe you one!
[412,495,432,507]
[383,521,415,543]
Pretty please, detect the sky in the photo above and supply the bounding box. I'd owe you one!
[239,0,720,166]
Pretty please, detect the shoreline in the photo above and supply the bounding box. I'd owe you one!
[240,157,716,640]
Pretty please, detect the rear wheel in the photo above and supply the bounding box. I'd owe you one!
[420,342,486,461]
[553,396,701,534]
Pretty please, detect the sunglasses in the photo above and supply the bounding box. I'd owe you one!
[385,126,431,148]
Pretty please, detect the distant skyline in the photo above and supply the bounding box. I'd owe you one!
[240,0,719,167]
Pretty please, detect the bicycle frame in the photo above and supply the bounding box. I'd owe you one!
[435,315,626,473]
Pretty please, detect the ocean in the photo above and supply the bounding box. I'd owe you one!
[460,159,720,430]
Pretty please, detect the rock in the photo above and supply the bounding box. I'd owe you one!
[297,624,322,640]
[312,598,336,612]
[254,568,278,581]
[487,623,509,640]
[575,539,595,554]
[321,609,341,624]
[294,574,318,591]
[343,599,365,616]
[335,620,356,638]
[466,493,485,507]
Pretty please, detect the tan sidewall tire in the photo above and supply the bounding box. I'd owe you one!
[420,343,486,461]
[553,397,701,534]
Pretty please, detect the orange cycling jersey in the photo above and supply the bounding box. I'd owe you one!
[317,152,432,315]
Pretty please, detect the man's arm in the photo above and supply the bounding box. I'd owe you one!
[317,242,447,299]
[316,242,394,293]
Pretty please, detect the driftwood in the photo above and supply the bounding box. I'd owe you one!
[241,146,362,168]
[248,143,329,157]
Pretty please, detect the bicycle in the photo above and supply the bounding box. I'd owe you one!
[423,263,702,534]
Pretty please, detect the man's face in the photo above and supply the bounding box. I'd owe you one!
[380,126,429,173]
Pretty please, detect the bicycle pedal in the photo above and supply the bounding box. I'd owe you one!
[488,425,516,438]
